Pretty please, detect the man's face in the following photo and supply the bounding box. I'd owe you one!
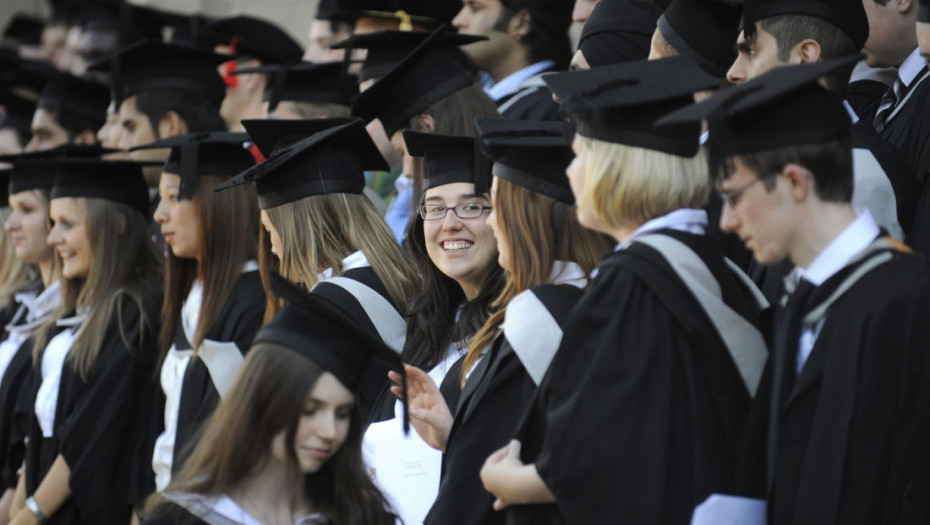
[918,20,930,64]
[862,0,918,67]
[25,108,70,152]
[452,0,516,72]
[727,27,785,85]
[304,19,352,62]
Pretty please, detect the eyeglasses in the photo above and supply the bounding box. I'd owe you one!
[718,177,764,209]
[418,202,492,221]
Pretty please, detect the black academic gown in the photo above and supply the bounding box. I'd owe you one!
[425,283,584,525]
[497,68,562,122]
[508,231,761,525]
[25,279,163,525]
[141,502,209,525]
[0,328,35,489]
[737,239,930,525]
[170,272,265,477]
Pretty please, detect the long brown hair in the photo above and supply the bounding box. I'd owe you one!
[159,175,259,357]
[260,193,416,320]
[462,179,612,384]
[34,198,163,381]
[148,343,397,525]
[0,206,37,310]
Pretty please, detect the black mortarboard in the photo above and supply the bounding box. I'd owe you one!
[403,131,490,193]
[216,118,388,209]
[578,0,661,67]
[475,118,575,204]
[259,271,409,432]
[657,0,742,78]
[352,26,476,136]
[89,40,229,109]
[543,56,718,156]
[36,72,110,134]
[656,56,857,175]
[0,50,56,97]
[81,0,170,45]
[331,30,484,83]
[921,0,930,22]
[0,88,37,142]
[197,15,304,65]
[232,61,358,113]
[743,0,869,51]
[241,118,356,158]
[130,132,256,200]
[336,0,461,28]
[0,144,114,194]
[3,14,45,46]
[50,159,151,215]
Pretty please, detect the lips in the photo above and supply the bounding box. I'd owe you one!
[441,239,473,252]
[305,447,330,460]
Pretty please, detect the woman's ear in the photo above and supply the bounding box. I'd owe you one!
[416,114,436,133]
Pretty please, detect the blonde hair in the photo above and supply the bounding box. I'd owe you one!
[0,207,37,311]
[262,192,417,319]
[578,136,710,232]
[35,198,163,381]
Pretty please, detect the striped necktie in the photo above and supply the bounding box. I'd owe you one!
[874,66,929,132]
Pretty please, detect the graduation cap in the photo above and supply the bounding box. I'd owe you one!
[232,61,358,113]
[316,0,359,22]
[743,0,869,51]
[258,271,410,432]
[0,144,115,194]
[49,159,151,215]
[336,0,462,28]
[403,131,490,193]
[352,26,476,137]
[0,88,37,142]
[921,0,930,23]
[241,118,356,158]
[656,56,857,175]
[196,15,304,65]
[543,56,719,156]
[0,50,56,97]
[331,30,484,83]
[657,0,742,78]
[36,72,110,134]
[475,118,575,204]
[130,132,256,200]
[577,0,662,68]
[3,14,45,46]
[216,118,388,209]
[88,40,229,109]
[48,0,87,25]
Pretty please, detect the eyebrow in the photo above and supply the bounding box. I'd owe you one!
[735,39,751,53]
[424,193,484,203]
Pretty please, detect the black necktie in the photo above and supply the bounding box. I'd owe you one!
[874,66,929,133]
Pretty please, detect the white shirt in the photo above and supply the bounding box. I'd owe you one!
[899,48,926,88]
[485,61,554,102]
[317,250,371,281]
[0,282,61,383]
[164,492,326,525]
[35,313,84,438]
[794,211,880,373]
[618,208,708,250]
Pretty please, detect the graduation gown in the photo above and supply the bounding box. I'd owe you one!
[738,238,930,524]
[0,332,35,489]
[25,279,163,525]
[425,283,584,525]
[497,70,562,122]
[169,272,266,479]
[509,231,762,525]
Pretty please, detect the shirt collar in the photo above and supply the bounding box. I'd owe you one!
[318,250,371,281]
[485,60,554,102]
[17,280,60,323]
[796,210,880,286]
[165,492,325,525]
[899,48,926,87]
[549,260,588,288]
[617,208,708,250]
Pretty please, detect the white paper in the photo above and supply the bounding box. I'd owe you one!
[691,494,767,525]
[363,419,442,525]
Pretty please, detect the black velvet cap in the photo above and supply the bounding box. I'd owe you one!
[233,61,358,112]
[403,131,490,193]
[216,118,388,209]
[130,132,256,200]
[0,144,114,194]
[50,159,151,215]
[475,118,575,204]
[578,0,662,68]
[196,15,304,65]
[352,26,477,137]
[331,30,484,83]
[657,0,742,78]
[258,271,409,432]
[335,0,462,27]
[36,72,110,134]
[0,88,36,142]
[921,0,930,22]
[743,0,869,51]
[3,14,44,45]
[656,56,857,173]
[242,118,356,157]
[543,56,719,156]
[89,40,229,109]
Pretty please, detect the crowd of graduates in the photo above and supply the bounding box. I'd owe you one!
[0,0,928,523]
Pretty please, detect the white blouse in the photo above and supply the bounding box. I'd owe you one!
[34,312,82,438]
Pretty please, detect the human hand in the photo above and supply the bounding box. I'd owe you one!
[389,364,454,451]
[480,439,526,511]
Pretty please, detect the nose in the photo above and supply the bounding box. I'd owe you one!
[153,198,168,224]
[46,225,61,246]
[315,411,337,441]
[452,6,468,30]
[4,211,18,232]
[441,207,464,231]
[719,200,740,233]
[727,54,747,86]
[24,137,40,153]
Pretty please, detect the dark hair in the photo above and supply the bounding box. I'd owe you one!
[148,343,397,525]
[159,175,259,359]
[499,0,573,70]
[134,90,228,137]
[725,134,854,204]
[400,211,505,371]
[758,14,858,96]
